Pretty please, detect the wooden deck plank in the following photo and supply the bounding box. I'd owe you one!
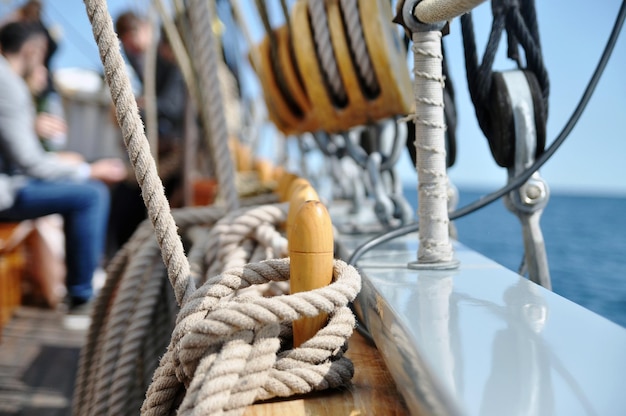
[244,332,408,415]
[0,307,86,416]
[1,307,407,415]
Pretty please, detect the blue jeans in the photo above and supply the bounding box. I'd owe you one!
[0,179,110,303]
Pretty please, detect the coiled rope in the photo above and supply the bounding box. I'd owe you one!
[79,1,362,414]
[143,258,360,415]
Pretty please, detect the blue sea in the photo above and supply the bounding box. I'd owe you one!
[404,187,626,328]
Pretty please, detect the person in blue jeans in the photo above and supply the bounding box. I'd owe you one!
[0,21,127,310]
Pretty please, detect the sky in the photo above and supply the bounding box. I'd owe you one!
[1,0,624,196]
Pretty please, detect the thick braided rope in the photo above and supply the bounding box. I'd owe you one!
[72,221,156,416]
[188,0,240,211]
[410,31,454,263]
[73,203,290,416]
[205,203,288,278]
[413,0,487,24]
[308,0,348,105]
[142,258,361,415]
[82,0,193,305]
[339,0,380,96]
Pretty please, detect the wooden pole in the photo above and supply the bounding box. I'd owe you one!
[289,200,334,347]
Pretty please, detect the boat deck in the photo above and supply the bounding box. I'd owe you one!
[0,306,86,415]
[0,305,409,415]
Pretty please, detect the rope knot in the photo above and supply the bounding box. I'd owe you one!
[143,258,361,415]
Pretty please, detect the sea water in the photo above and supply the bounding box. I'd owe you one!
[404,187,626,328]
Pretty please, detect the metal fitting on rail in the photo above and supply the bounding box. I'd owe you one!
[396,0,448,33]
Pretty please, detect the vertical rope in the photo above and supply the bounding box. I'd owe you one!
[153,0,201,110]
[188,0,240,211]
[144,6,159,163]
[82,0,193,305]
[410,31,454,265]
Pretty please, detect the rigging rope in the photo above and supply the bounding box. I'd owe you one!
[350,0,626,342]
[82,0,192,305]
[188,0,240,211]
[413,0,487,24]
[339,0,380,97]
[351,0,626,303]
[461,0,549,167]
[79,1,362,414]
[308,0,348,107]
[254,0,304,117]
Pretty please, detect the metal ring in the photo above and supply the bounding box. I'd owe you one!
[402,0,447,33]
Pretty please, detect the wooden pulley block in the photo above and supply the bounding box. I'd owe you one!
[291,0,346,132]
[251,35,301,132]
[357,0,413,116]
[290,0,412,133]
[325,0,371,127]
[275,26,319,131]
[251,26,320,135]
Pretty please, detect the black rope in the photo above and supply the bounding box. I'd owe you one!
[350,0,626,340]
[461,11,505,144]
[253,0,303,118]
[461,0,550,167]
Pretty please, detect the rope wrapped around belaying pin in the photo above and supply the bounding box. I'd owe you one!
[142,258,361,415]
[79,0,363,414]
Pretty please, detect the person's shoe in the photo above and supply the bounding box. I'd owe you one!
[68,298,94,316]
[59,296,94,316]
[62,297,94,331]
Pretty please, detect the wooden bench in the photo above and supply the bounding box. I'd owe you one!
[0,221,33,336]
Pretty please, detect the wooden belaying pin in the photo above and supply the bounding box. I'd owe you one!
[286,178,320,241]
[277,172,298,202]
[254,158,274,185]
[289,200,334,347]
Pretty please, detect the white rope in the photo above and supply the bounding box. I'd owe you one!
[414,0,487,24]
[408,31,455,264]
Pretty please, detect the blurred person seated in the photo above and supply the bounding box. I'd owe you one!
[26,63,70,152]
[107,13,187,256]
[3,0,61,104]
[115,10,152,95]
[0,21,127,312]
